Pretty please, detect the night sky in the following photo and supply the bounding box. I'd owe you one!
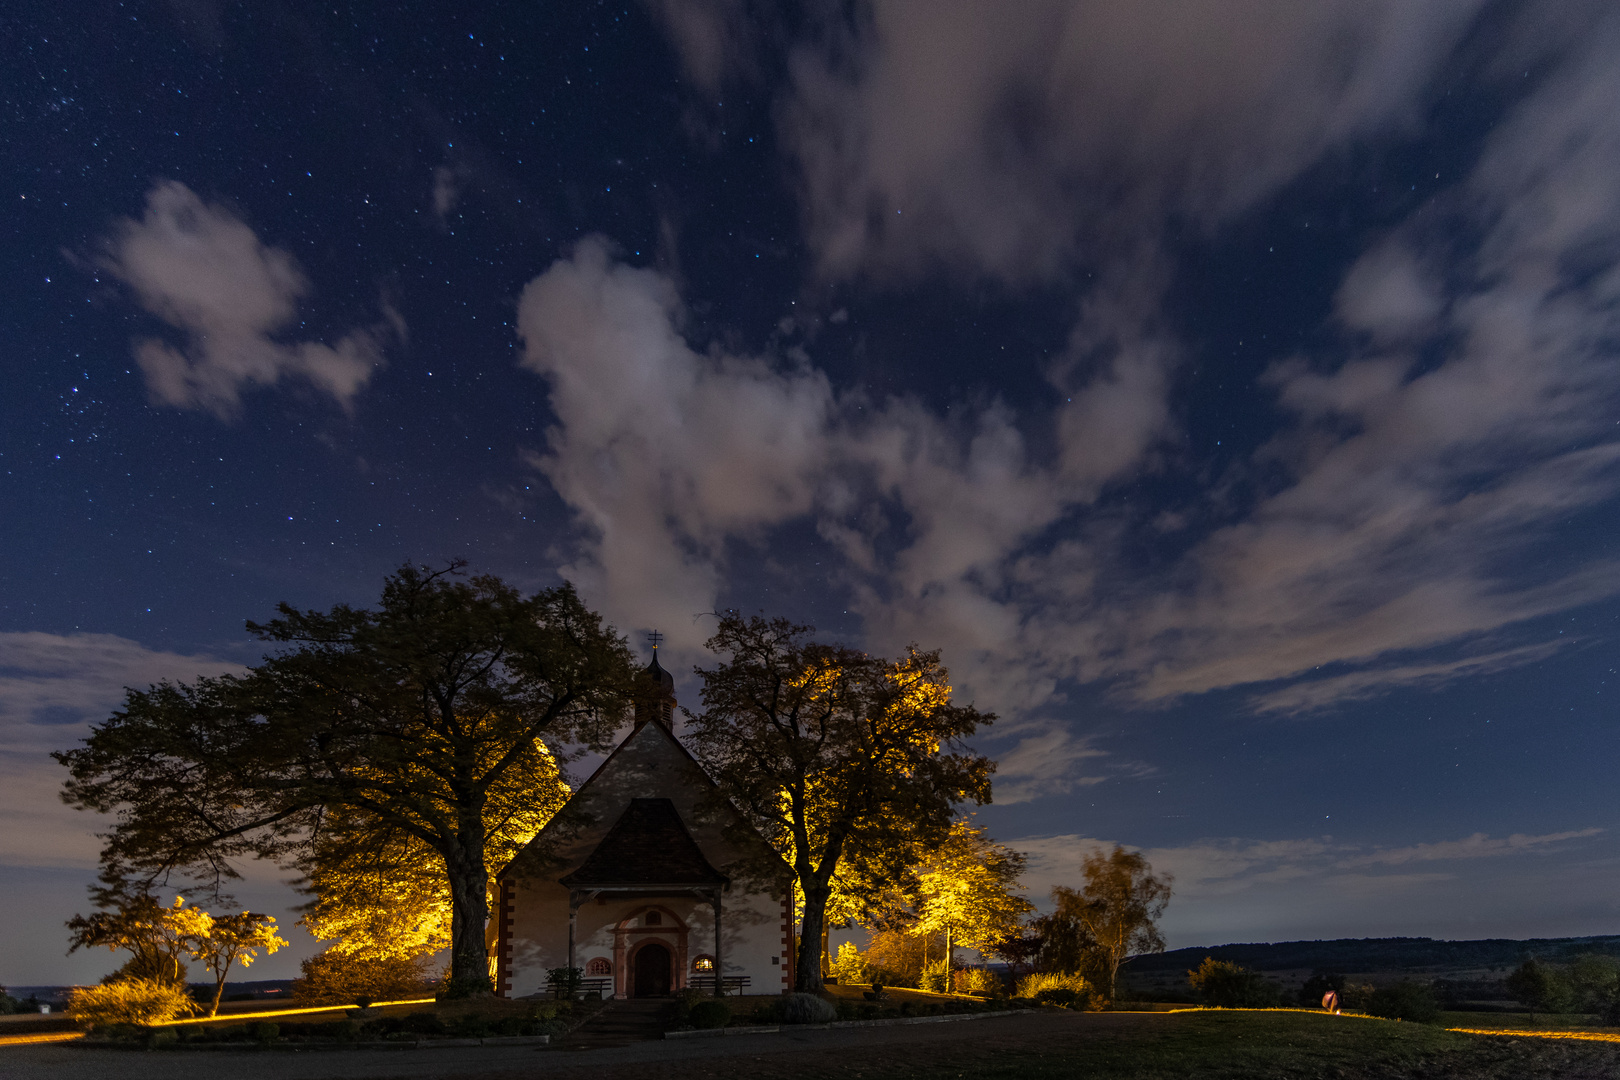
[4,1,1619,985]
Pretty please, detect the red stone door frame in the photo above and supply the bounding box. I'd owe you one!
[613,905,689,998]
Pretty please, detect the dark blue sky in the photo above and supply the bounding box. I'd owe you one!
[3,1,1618,983]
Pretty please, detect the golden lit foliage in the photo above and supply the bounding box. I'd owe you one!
[67,891,285,1017]
[66,978,195,1028]
[1016,970,1096,1004]
[191,910,286,1017]
[67,894,211,986]
[300,735,569,961]
[58,566,637,994]
[289,950,435,1006]
[913,819,1033,958]
[690,614,994,993]
[829,940,870,984]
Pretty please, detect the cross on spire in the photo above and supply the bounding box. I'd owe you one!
[647,630,663,650]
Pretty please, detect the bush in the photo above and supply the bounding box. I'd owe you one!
[1187,958,1283,1008]
[546,966,584,999]
[921,959,951,994]
[688,999,732,1029]
[954,967,1002,996]
[247,1021,279,1043]
[1017,971,1094,1006]
[67,979,195,1028]
[1506,958,1575,1014]
[290,951,434,1006]
[781,993,837,1024]
[829,942,870,985]
[1367,980,1441,1024]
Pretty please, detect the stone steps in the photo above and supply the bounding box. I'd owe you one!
[556,999,668,1048]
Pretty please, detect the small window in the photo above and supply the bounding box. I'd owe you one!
[692,955,714,972]
[585,957,611,976]
[645,911,662,926]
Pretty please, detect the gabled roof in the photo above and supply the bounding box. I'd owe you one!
[559,797,728,888]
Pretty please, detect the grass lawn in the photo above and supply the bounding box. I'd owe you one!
[550,1009,1620,1080]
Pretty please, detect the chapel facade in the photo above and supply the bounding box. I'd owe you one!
[492,650,795,998]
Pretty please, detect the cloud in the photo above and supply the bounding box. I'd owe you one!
[539,7,1620,728]
[1014,827,1611,942]
[775,0,1481,285]
[988,725,1111,805]
[0,632,242,868]
[1248,642,1573,714]
[515,236,837,655]
[98,180,394,417]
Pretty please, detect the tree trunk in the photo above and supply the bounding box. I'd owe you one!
[209,960,230,1017]
[796,886,830,994]
[445,822,492,996]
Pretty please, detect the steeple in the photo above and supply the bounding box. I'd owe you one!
[634,634,676,730]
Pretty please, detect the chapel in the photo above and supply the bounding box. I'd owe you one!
[492,648,795,998]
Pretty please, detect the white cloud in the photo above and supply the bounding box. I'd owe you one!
[99,180,394,417]
[776,0,1481,285]
[515,236,837,656]
[1249,642,1572,714]
[528,7,1620,737]
[988,725,1111,805]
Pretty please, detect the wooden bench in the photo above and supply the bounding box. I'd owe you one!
[687,975,751,995]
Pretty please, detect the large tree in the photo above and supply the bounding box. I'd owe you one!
[1052,845,1172,1000]
[57,563,635,994]
[686,614,994,993]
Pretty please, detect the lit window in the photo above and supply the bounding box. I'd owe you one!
[645,911,662,926]
[692,956,714,972]
[585,957,611,976]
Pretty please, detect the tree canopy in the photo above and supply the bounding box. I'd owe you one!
[913,820,1033,963]
[1048,845,1172,1000]
[57,563,636,994]
[686,613,995,992]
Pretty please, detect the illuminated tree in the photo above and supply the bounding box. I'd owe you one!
[191,911,287,1017]
[67,891,210,986]
[298,741,570,960]
[913,820,1033,971]
[1052,845,1171,1000]
[687,614,994,993]
[57,563,636,996]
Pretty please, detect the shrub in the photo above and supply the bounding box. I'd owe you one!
[1340,983,1376,1012]
[290,951,434,1006]
[1187,958,1283,1008]
[829,942,870,985]
[954,967,1002,996]
[247,1021,279,1043]
[688,999,731,1029]
[1506,958,1575,1014]
[67,979,195,1028]
[921,959,951,994]
[1367,980,1441,1024]
[1016,971,1094,1006]
[781,993,837,1024]
[546,966,584,999]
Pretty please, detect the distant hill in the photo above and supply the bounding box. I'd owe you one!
[1127,935,1620,975]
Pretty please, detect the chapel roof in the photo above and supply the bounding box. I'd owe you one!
[558,797,729,888]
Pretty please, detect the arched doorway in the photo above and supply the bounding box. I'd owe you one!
[633,942,672,997]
